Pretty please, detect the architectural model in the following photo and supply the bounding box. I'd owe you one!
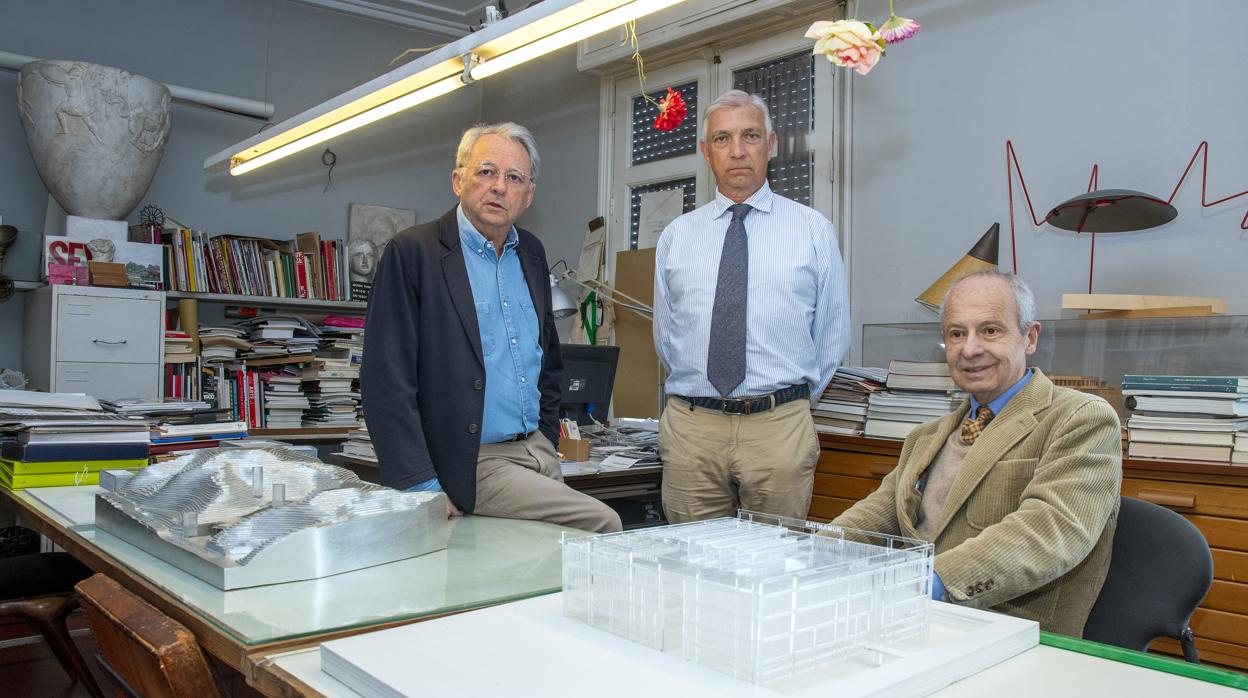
[95,447,450,589]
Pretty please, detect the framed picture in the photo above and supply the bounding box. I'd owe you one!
[348,204,415,302]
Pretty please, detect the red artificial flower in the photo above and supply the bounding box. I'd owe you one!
[654,88,687,132]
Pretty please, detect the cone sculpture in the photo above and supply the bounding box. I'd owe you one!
[916,223,1000,311]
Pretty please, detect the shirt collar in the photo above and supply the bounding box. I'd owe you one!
[710,180,774,219]
[457,205,517,258]
[970,368,1034,417]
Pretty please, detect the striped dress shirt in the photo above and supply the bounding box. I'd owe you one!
[653,181,851,400]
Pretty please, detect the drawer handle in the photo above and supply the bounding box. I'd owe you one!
[92,338,128,345]
[868,462,895,476]
[1137,489,1196,509]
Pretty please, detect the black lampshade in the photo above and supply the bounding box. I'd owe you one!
[1044,189,1177,233]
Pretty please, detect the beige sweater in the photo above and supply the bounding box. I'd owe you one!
[831,369,1122,637]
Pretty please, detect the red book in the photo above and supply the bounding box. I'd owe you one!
[322,240,337,301]
[294,252,309,299]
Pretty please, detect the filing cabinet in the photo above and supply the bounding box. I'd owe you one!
[23,284,165,399]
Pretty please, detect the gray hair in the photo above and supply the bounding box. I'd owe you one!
[455,122,541,183]
[940,270,1038,334]
[703,90,773,137]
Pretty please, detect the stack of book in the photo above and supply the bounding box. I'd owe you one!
[1236,433,1248,466]
[811,367,887,435]
[302,359,362,427]
[149,420,248,456]
[164,331,195,363]
[864,360,963,440]
[1,391,150,490]
[262,369,310,430]
[339,423,376,461]
[199,326,251,362]
[103,398,246,456]
[1124,375,1248,463]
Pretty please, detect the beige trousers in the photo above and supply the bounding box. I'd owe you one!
[659,396,819,523]
[474,435,622,533]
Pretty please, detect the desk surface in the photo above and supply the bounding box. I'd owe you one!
[0,484,577,695]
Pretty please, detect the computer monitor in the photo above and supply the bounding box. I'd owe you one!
[559,344,620,425]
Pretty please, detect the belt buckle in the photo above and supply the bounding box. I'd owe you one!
[719,397,742,415]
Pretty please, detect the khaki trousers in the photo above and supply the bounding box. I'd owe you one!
[474,436,622,533]
[659,396,819,523]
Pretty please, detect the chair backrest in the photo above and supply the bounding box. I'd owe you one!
[1083,496,1212,652]
[74,573,220,698]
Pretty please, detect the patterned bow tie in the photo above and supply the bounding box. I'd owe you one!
[960,405,995,445]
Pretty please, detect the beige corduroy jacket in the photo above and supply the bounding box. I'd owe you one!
[832,369,1122,637]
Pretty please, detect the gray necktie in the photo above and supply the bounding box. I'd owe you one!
[707,203,752,397]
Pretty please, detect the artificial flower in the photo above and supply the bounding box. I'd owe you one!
[879,14,920,44]
[805,19,885,76]
[654,87,688,132]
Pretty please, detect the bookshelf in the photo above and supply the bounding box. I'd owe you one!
[165,290,365,313]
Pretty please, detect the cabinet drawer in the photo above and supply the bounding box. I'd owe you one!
[813,473,881,501]
[807,495,856,522]
[1122,478,1248,519]
[1186,515,1248,553]
[1191,606,1248,647]
[1204,579,1248,616]
[1151,636,1248,672]
[56,295,160,364]
[818,450,899,479]
[1213,549,1248,584]
[54,362,160,400]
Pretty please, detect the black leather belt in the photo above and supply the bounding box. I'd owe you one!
[675,384,810,415]
[499,432,532,442]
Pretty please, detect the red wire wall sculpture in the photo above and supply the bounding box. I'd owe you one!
[1004,140,1248,292]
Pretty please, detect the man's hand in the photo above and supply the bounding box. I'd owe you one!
[447,498,463,518]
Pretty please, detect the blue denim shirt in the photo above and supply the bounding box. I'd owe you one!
[456,205,542,444]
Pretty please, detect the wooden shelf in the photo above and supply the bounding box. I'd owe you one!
[165,290,365,313]
[13,280,45,292]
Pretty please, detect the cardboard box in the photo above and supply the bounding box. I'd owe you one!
[88,261,129,287]
[612,248,663,418]
[558,437,590,462]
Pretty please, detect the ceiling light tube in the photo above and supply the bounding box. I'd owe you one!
[471,0,686,80]
[230,74,465,175]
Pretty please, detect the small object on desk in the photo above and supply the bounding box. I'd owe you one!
[558,436,591,462]
[599,454,643,469]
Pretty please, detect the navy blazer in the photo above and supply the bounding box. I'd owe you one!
[360,206,564,512]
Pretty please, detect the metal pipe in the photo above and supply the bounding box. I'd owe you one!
[0,49,275,120]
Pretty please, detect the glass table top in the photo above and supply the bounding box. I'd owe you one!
[16,487,577,646]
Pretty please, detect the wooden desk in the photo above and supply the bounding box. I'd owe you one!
[816,433,1248,672]
[0,485,576,697]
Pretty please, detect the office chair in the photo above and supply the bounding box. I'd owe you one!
[1083,496,1212,662]
[75,573,221,698]
[0,551,103,697]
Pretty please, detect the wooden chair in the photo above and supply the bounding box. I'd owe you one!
[74,573,220,698]
[0,552,102,697]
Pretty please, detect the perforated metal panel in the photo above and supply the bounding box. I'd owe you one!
[629,178,697,249]
[733,52,815,206]
[631,81,699,165]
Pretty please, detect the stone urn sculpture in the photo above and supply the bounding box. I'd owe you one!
[17,60,172,221]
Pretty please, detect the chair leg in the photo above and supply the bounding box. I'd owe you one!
[1180,627,1201,664]
[19,596,105,698]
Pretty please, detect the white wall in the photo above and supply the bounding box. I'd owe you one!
[848,0,1248,358]
[0,0,484,370]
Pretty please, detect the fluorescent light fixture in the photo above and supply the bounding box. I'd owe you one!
[212,0,689,176]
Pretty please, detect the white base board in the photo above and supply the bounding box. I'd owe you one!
[320,593,1037,698]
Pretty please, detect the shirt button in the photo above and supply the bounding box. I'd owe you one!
[503,301,509,308]
[472,379,483,390]
[467,423,479,435]
[510,338,517,345]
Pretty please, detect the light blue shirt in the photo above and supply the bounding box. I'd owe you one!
[653,181,851,400]
[969,368,1034,421]
[457,206,542,444]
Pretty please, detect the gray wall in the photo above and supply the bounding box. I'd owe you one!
[847,0,1248,360]
[0,0,484,370]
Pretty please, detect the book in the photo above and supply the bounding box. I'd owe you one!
[1127,441,1232,463]
[887,360,951,376]
[1123,389,1248,399]
[1,441,150,463]
[0,457,148,475]
[885,374,958,392]
[1123,375,1248,388]
[1121,382,1248,394]
[1,465,103,490]
[864,419,920,440]
[1127,429,1235,447]
[1125,395,1248,417]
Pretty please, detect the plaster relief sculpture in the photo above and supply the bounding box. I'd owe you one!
[17,60,172,220]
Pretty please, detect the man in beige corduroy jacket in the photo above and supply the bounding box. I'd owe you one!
[832,271,1121,637]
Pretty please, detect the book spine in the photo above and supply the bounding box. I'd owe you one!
[1122,383,1243,394]
[1123,375,1241,387]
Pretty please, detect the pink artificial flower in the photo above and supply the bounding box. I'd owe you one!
[879,14,920,44]
[805,19,885,76]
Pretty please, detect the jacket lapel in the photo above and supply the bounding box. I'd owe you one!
[897,410,964,538]
[437,207,484,368]
[929,370,1054,538]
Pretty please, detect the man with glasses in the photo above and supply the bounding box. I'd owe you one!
[363,123,621,533]
[654,90,851,523]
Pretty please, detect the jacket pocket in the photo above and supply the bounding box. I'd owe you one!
[966,457,1038,530]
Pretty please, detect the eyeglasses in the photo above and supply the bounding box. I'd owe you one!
[467,165,531,188]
